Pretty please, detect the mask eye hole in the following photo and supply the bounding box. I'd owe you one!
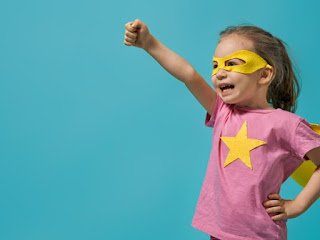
[213,61,218,69]
[225,58,246,66]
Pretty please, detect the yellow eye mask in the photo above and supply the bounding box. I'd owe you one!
[212,50,272,76]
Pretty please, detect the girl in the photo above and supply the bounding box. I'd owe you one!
[123,19,320,240]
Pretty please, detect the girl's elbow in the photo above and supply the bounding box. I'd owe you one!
[184,67,199,84]
[306,146,320,166]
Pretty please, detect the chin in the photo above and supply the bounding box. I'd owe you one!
[218,94,238,105]
[222,99,237,105]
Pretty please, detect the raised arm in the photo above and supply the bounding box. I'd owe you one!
[124,19,216,114]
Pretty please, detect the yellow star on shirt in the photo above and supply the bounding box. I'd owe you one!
[221,121,266,169]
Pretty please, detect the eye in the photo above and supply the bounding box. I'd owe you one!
[225,58,245,66]
[213,62,218,69]
[226,61,237,66]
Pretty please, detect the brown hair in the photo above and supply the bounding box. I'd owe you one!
[219,25,300,112]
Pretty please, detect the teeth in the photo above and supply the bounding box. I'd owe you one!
[220,84,234,91]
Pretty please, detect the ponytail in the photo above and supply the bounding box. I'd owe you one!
[267,37,300,112]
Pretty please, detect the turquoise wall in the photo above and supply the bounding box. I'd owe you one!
[0,0,319,239]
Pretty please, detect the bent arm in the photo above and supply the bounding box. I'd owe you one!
[145,35,216,114]
[295,167,320,211]
[295,147,320,211]
[263,147,320,220]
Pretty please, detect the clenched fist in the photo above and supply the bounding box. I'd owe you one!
[123,19,152,50]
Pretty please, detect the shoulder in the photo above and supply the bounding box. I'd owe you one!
[262,109,306,142]
[273,109,320,147]
[205,95,232,128]
[272,108,305,127]
[274,108,302,118]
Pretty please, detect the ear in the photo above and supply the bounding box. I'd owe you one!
[258,67,274,86]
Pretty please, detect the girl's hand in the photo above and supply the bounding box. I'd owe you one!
[124,19,152,50]
[263,193,305,221]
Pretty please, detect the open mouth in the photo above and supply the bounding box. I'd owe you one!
[220,84,234,92]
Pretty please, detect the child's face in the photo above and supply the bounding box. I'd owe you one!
[212,34,271,108]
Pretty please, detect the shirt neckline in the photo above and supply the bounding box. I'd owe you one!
[234,104,278,113]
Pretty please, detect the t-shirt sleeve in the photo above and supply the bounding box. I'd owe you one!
[291,119,320,161]
[204,95,224,128]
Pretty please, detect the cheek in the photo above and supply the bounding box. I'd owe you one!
[211,75,218,84]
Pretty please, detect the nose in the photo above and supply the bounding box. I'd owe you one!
[214,68,227,80]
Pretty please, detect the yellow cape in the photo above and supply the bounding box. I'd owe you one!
[290,123,320,187]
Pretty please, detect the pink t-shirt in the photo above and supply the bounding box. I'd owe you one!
[192,96,320,240]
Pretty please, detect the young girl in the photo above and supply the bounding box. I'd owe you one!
[123,19,320,240]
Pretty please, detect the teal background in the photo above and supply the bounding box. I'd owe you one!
[0,0,319,239]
